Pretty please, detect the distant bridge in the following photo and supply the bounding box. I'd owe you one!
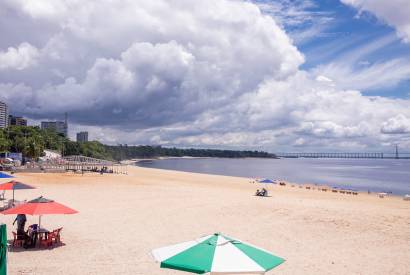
[276,152,384,159]
[276,152,410,159]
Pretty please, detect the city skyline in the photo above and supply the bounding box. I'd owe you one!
[0,100,83,140]
[0,1,409,151]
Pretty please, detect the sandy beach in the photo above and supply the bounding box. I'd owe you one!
[3,166,410,274]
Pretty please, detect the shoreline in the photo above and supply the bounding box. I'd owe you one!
[134,158,410,198]
[134,165,407,200]
[11,155,408,198]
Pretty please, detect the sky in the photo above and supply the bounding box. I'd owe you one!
[1,0,410,153]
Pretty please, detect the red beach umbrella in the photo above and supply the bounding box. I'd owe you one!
[1,196,78,228]
[0,181,36,202]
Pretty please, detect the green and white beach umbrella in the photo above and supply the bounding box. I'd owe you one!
[151,233,285,274]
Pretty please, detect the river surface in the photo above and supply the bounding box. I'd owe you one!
[136,158,410,195]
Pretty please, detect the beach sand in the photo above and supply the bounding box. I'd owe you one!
[3,166,410,274]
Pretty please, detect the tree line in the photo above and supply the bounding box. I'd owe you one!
[105,145,276,160]
[0,126,276,161]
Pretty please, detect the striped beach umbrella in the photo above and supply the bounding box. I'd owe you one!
[151,233,285,274]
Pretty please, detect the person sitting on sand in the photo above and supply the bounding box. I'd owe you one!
[255,188,268,196]
[25,224,39,248]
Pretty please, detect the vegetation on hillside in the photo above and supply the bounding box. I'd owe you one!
[0,126,276,161]
[0,126,64,159]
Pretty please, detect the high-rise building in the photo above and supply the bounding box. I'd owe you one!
[76,131,89,142]
[0,101,9,128]
[41,121,68,136]
[9,115,27,126]
[41,113,68,137]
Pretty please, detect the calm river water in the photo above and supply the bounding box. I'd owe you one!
[136,158,410,195]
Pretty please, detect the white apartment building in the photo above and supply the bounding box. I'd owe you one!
[0,101,8,128]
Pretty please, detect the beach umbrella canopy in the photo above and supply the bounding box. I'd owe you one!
[0,196,78,215]
[0,172,13,179]
[258,179,276,184]
[1,196,78,228]
[151,233,285,274]
[0,181,36,201]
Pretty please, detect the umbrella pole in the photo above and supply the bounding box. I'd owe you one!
[39,215,41,229]
[12,189,14,203]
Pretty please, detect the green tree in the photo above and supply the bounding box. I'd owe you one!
[24,135,45,159]
[0,130,10,152]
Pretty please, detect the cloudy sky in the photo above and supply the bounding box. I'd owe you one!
[1,0,410,152]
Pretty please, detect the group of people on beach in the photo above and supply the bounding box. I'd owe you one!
[88,166,113,174]
[255,188,268,197]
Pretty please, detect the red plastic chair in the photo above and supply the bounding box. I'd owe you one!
[50,227,63,244]
[40,232,54,248]
[12,231,24,247]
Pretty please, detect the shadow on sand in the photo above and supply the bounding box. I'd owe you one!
[7,239,66,253]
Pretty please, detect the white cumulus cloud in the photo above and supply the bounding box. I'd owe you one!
[381,114,410,134]
[0,0,303,127]
[0,43,39,70]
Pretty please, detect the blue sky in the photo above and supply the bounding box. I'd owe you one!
[256,0,410,98]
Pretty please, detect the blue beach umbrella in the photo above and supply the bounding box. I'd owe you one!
[0,172,13,179]
[258,178,276,184]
